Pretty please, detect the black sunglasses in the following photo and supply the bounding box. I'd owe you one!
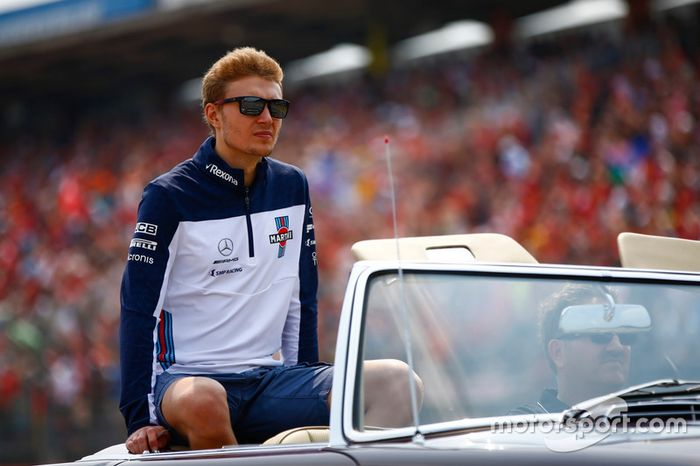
[213,96,290,119]
[559,333,638,346]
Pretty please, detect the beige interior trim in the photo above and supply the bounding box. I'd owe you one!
[261,426,330,445]
[351,233,537,264]
[618,232,700,272]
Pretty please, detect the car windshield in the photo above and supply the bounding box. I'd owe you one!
[356,268,700,431]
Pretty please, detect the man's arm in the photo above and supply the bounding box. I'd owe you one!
[297,185,319,363]
[119,307,158,433]
[282,174,319,364]
[120,183,178,436]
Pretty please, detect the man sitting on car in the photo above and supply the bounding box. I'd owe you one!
[120,47,421,454]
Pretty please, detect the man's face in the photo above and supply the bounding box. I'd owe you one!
[551,332,632,396]
[210,76,283,160]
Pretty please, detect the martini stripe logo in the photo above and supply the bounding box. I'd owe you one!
[155,309,175,370]
[269,215,293,258]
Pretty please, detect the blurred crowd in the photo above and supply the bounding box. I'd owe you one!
[1,15,699,463]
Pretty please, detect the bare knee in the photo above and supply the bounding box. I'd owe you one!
[363,359,423,426]
[366,359,423,399]
[162,377,231,436]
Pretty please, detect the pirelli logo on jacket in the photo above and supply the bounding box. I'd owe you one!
[130,238,157,251]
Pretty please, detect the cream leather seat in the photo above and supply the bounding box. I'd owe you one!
[261,426,330,445]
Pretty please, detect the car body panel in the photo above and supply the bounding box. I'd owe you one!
[80,444,355,466]
[342,439,700,466]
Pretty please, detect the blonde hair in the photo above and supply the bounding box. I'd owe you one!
[201,47,283,129]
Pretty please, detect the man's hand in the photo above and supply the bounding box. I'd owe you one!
[126,425,171,454]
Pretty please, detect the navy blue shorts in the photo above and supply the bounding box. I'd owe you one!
[153,363,333,444]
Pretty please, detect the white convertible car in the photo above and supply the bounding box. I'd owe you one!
[45,232,700,466]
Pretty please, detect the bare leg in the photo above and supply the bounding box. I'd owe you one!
[161,376,237,450]
[363,359,424,427]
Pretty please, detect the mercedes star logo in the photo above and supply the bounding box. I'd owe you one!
[218,238,233,256]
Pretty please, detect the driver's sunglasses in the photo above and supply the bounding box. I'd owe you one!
[560,333,638,346]
[213,96,290,119]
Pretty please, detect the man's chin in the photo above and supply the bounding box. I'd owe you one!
[597,364,629,390]
[249,144,275,158]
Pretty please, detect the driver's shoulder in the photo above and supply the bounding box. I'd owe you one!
[507,402,547,415]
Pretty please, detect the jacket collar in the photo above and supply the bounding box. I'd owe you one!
[538,388,570,413]
[193,137,250,190]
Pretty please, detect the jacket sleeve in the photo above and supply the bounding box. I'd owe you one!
[119,183,178,435]
[284,173,319,364]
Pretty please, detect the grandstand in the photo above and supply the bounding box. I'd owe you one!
[0,0,699,463]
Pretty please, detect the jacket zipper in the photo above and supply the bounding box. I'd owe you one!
[244,187,255,257]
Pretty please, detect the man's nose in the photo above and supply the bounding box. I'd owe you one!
[606,334,626,350]
[256,104,274,122]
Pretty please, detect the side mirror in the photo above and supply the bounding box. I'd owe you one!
[558,304,651,334]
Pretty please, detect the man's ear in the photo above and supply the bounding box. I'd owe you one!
[548,339,565,370]
[204,103,221,130]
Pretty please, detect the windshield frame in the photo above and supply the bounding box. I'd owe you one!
[337,260,700,444]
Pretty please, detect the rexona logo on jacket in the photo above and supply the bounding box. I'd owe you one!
[206,163,238,186]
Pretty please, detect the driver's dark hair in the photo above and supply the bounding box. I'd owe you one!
[539,283,617,373]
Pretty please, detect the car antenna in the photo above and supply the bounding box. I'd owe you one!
[384,135,424,445]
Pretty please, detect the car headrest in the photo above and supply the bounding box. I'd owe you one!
[618,232,700,272]
[351,233,537,264]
